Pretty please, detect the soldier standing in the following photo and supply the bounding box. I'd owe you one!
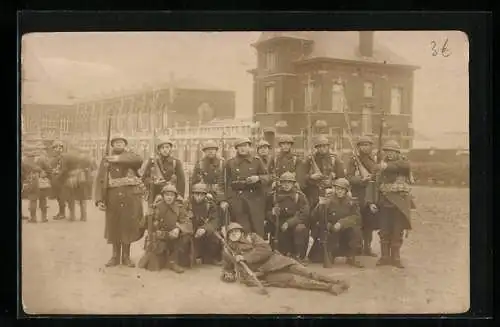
[21,146,52,223]
[49,140,71,220]
[345,135,380,256]
[138,184,193,273]
[188,183,222,265]
[190,140,229,215]
[141,137,186,202]
[93,135,145,268]
[65,148,95,222]
[301,135,345,211]
[224,138,270,237]
[310,178,364,267]
[220,222,349,295]
[256,140,274,195]
[374,140,413,268]
[273,135,302,187]
[267,172,310,262]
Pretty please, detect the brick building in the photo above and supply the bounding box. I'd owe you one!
[248,31,419,152]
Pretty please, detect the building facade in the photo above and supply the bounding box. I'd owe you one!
[248,31,419,152]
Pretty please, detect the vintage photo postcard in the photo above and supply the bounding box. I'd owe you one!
[20,31,469,315]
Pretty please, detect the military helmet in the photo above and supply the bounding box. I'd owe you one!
[314,135,330,148]
[382,140,401,153]
[257,140,271,149]
[333,178,351,190]
[161,184,178,195]
[110,134,128,146]
[278,135,294,145]
[279,172,296,183]
[192,183,208,194]
[157,136,173,149]
[202,140,219,151]
[227,222,244,233]
[357,135,374,146]
[51,140,64,148]
[233,137,252,148]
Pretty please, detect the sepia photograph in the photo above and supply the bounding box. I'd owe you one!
[20,30,469,315]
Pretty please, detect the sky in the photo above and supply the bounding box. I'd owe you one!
[22,31,469,146]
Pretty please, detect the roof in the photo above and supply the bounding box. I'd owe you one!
[254,31,417,68]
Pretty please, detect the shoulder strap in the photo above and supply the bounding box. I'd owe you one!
[172,158,176,171]
[294,192,299,204]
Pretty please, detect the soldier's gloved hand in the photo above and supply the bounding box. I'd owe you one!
[281,222,289,232]
[271,181,277,189]
[325,188,334,197]
[206,193,214,201]
[333,222,342,231]
[96,201,106,211]
[318,196,329,205]
[310,173,323,180]
[380,161,388,170]
[369,203,378,213]
[272,207,280,216]
[220,201,229,210]
[234,255,245,263]
[168,227,180,239]
[105,155,120,163]
[155,230,166,238]
[146,207,155,216]
[326,222,333,232]
[221,270,237,283]
[246,176,260,184]
[362,174,373,182]
[195,228,206,238]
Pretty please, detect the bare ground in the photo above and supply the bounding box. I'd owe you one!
[21,186,469,315]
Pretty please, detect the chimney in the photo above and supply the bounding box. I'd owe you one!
[359,31,374,57]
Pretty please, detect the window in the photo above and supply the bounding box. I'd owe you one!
[390,87,403,114]
[364,81,374,98]
[265,85,275,113]
[332,81,347,112]
[361,106,373,135]
[264,50,276,71]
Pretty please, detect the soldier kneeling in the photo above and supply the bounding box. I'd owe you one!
[188,183,222,265]
[266,172,310,263]
[138,184,193,273]
[220,222,349,295]
[309,178,364,268]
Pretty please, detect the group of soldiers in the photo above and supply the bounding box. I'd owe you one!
[87,132,413,296]
[21,141,96,224]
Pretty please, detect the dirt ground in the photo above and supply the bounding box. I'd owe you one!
[21,186,469,315]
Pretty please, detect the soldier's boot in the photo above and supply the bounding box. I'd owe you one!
[166,247,184,274]
[121,243,136,268]
[28,201,37,223]
[376,243,392,266]
[40,207,48,223]
[291,278,347,296]
[346,256,364,268]
[308,271,350,291]
[390,246,405,269]
[105,243,121,267]
[68,201,76,222]
[53,201,66,220]
[79,200,87,222]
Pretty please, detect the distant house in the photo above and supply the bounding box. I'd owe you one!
[248,31,419,152]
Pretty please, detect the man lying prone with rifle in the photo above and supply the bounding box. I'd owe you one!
[217,222,349,296]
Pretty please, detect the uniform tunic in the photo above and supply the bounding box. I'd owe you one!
[188,198,221,262]
[142,155,186,200]
[191,157,225,203]
[49,153,80,201]
[257,155,274,194]
[93,151,145,244]
[65,153,94,201]
[271,152,302,186]
[22,157,52,202]
[224,155,270,236]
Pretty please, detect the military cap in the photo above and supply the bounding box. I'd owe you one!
[313,135,330,148]
[257,140,271,149]
[156,136,173,149]
[382,140,401,153]
[192,183,208,194]
[278,135,294,144]
[202,140,219,151]
[333,178,351,190]
[357,135,374,146]
[227,222,244,233]
[110,134,128,146]
[51,140,64,148]
[161,184,178,194]
[279,172,296,183]
[233,138,252,148]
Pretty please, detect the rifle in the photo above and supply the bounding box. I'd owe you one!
[102,117,112,207]
[142,129,157,251]
[322,204,332,268]
[220,132,230,239]
[272,206,280,252]
[367,113,386,205]
[342,110,372,181]
[213,231,269,296]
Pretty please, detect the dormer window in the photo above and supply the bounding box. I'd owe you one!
[263,50,276,71]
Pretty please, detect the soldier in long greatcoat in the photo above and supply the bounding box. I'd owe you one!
[141,136,186,201]
[374,140,413,268]
[224,138,270,237]
[345,135,380,256]
[220,222,349,295]
[93,135,145,268]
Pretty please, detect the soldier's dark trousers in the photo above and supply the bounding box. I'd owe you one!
[169,235,192,268]
[28,195,48,223]
[378,205,406,265]
[273,223,309,258]
[79,200,87,221]
[327,227,363,259]
[67,200,76,221]
[229,192,266,237]
[194,233,222,264]
[360,207,378,255]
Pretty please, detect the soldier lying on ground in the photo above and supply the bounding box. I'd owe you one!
[309,178,364,268]
[220,222,349,295]
[138,184,193,273]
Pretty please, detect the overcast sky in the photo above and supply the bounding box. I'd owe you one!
[22,31,469,142]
